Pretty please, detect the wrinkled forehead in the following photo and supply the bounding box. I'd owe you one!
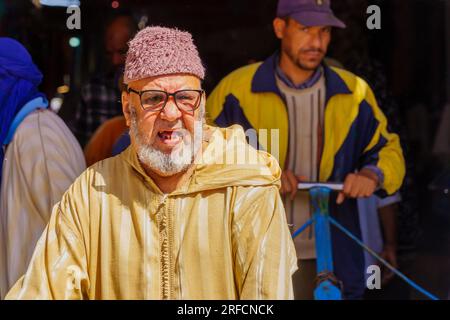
[128,74,202,91]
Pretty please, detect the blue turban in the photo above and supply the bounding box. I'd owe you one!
[0,37,47,184]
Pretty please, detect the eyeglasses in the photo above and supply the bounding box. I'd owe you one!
[127,87,204,113]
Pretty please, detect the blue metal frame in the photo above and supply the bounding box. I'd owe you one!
[310,187,342,300]
[292,185,439,300]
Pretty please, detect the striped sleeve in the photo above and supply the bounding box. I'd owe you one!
[231,185,297,300]
[17,110,86,212]
[5,190,89,300]
[0,109,86,298]
[359,81,405,195]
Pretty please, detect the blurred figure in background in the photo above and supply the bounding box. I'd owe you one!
[83,115,127,166]
[348,57,421,299]
[0,38,85,298]
[358,194,400,288]
[432,103,450,166]
[69,15,137,147]
[83,75,127,166]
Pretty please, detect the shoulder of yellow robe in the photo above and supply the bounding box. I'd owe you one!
[188,124,282,193]
[85,124,281,195]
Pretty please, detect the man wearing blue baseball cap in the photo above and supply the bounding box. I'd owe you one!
[207,0,405,299]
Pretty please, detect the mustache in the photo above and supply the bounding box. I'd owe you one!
[300,48,325,54]
[129,108,187,136]
[157,127,190,138]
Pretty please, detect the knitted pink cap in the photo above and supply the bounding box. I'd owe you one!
[124,26,205,84]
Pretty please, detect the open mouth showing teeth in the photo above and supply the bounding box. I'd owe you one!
[158,130,182,140]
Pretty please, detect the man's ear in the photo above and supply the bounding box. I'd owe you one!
[273,17,287,40]
[122,90,131,127]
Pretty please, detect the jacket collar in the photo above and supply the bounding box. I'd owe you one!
[322,60,352,102]
[251,52,283,98]
[251,52,352,103]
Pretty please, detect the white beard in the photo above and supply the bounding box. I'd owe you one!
[129,108,203,177]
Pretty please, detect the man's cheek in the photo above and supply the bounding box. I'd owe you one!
[182,115,196,132]
[139,125,155,143]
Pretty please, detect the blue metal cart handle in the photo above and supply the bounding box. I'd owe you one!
[309,186,342,300]
[293,183,439,300]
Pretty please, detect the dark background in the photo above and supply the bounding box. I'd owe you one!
[0,0,449,299]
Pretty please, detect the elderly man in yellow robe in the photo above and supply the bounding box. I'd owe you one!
[6,26,297,300]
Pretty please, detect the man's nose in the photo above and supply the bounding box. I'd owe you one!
[159,97,182,121]
[310,31,325,49]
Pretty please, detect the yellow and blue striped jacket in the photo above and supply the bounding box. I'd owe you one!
[206,53,405,196]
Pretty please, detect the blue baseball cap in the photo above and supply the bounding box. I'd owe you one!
[277,0,346,29]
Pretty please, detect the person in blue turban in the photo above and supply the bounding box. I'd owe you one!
[0,37,48,179]
[0,38,86,298]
